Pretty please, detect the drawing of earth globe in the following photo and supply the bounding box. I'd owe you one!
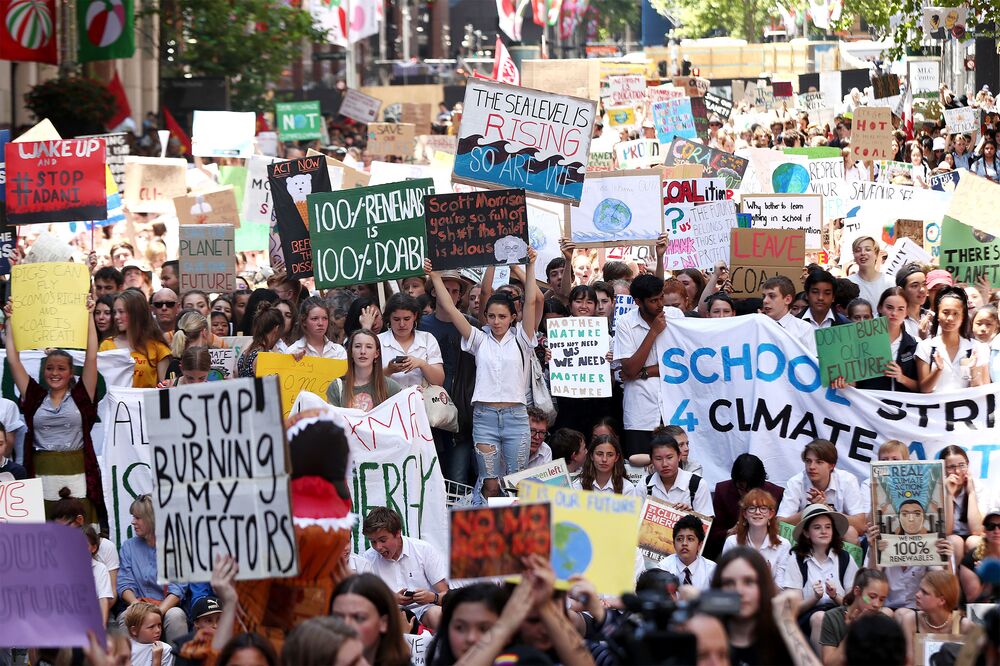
[593,197,632,233]
[772,163,811,193]
[552,521,593,579]
[528,223,545,249]
[716,167,740,189]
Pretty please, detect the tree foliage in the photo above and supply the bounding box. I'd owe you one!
[834,0,981,60]
[651,0,785,41]
[588,0,641,42]
[25,77,116,136]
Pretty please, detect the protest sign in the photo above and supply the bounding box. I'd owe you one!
[11,262,89,350]
[943,106,978,135]
[255,351,347,418]
[871,73,900,99]
[366,122,416,157]
[242,156,281,224]
[23,232,73,264]
[518,480,642,595]
[191,111,256,158]
[179,225,236,293]
[339,88,382,123]
[568,170,663,247]
[703,91,733,120]
[637,498,713,564]
[815,317,892,386]
[851,107,893,160]
[883,237,933,278]
[174,187,240,227]
[454,79,596,203]
[81,132,129,193]
[425,189,528,270]
[502,459,573,492]
[547,317,611,398]
[728,229,805,298]
[309,179,433,288]
[268,155,333,279]
[123,156,188,214]
[607,74,647,104]
[663,200,739,271]
[648,85,685,103]
[652,98,697,145]
[940,216,1000,287]
[0,523,105,648]
[0,130,12,276]
[740,194,823,248]
[872,461,949,567]
[605,105,638,128]
[663,178,728,205]
[942,170,1000,236]
[219,166,247,211]
[526,198,565,282]
[690,96,710,139]
[588,150,614,172]
[772,81,793,99]
[208,348,237,380]
[449,504,552,580]
[414,135,457,163]
[614,139,660,170]
[663,138,748,189]
[235,222,269,253]
[146,375,297,583]
[613,294,636,327]
[922,6,968,39]
[0,477,45,522]
[877,160,914,184]
[404,634,429,666]
[929,169,961,192]
[673,76,709,97]
[276,101,323,141]
[5,138,106,224]
[400,103,433,135]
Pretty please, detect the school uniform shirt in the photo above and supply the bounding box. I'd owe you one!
[914,335,990,392]
[777,468,866,517]
[129,641,174,666]
[461,323,535,404]
[92,558,113,601]
[527,442,553,469]
[884,564,927,609]
[722,533,792,584]
[378,330,444,389]
[991,335,1000,382]
[572,476,640,496]
[657,554,716,591]
[96,537,120,575]
[362,535,448,619]
[638,466,714,517]
[801,309,841,329]
[847,273,895,311]
[780,550,859,605]
[286,337,348,360]
[613,307,684,431]
[0,397,25,435]
[777,312,818,354]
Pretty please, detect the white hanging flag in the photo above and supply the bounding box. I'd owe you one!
[497,0,527,41]
[492,36,521,85]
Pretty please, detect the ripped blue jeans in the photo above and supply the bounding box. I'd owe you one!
[472,404,529,496]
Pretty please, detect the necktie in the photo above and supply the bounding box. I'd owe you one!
[683,567,692,586]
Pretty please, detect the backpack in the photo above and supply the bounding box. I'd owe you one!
[645,472,701,508]
[795,549,851,590]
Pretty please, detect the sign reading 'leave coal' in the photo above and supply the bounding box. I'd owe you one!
[425,189,528,270]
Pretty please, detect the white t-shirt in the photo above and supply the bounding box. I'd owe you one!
[378,330,444,389]
[129,641,174,666]
[847,272,895,311]
[914,335,990,391]
[612,307,684,431]
[92,559,113,600]
[96,537,120,573]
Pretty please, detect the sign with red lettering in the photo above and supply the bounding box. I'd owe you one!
[5,138,107,224]
[425,189,528,270]
[179,224,236,293]
[663,178,730,206]
[0,478,45,523]
[123,156,188,214]
[449,504,551,580]
[728,228,805,297]
[851,107,893,160]
[268,156,332,280]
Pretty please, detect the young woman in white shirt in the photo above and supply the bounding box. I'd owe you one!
[574,434,637,495]
[722,487,791,585]
[378,293,444,389]
[425,250,539,501]
[916,286,992,392]
[287,296,347,360]
[846,236,894,308]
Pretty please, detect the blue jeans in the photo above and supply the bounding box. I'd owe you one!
[472,404,530,483]
[432,427,475,487]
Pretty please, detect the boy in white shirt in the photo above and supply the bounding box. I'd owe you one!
[656,514,716,590]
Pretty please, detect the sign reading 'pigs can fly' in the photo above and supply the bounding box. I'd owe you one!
[453,79,597,204]
[5,139,107,224]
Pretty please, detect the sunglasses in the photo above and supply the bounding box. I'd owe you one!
[985,522,1000,532]
[152,301,177,308]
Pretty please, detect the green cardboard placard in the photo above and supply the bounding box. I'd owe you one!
[276,101,323,141]
[308,179,434,289]
[234,221,270,253]
[219,165,248,213]
[815,317,893,387]
[940,215,1000,287]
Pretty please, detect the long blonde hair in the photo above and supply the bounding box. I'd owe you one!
[170,311,208,358]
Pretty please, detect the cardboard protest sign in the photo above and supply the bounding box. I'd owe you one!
[425,189,528,270]
[815,317,892,386]
[940,216,1000,287]
[884,237,932,278]
[663,199,739,271]
[192,111,256,158]
[145,375,297,583]
[400,103,433,135]
[851,107,893,160]
[208,348,237,381]
[729,229,805,298]
[664,138,748,189]
[740,194,823,248]
[179,225,236,293]
[607,74,646,105]
[638,498,713,564]
[174,187,241,227]
[81,132,129,193]
[5,138,106,224]
[123,156,188,213]
[872,461,949,567]
[276,101,323,141]
[0,523,106,647]
[605,105,637,128]
[338,88,382,123]
[588,150,614,172]
[871,74,900,99]
[366,122,416,157]
[547,317,611,398]
[568,170,663,247]
[647,85,685,103]
[942,170,1000,236]
[11,263,89,350]
[414,135,457,163]
[454,79,596,203]
[673,76,709,97]
[0,477,45,522]
[502,459,572,493]
[268,155,333,279]
[929,169,961,192]
[651,98,697,145]
[449,504,552,580]
[614,139,659,170]
[309,179,433,288]
[703,90,733,120]
[518,480,642,595]
[663,178,728,206]
[255,351,347,418]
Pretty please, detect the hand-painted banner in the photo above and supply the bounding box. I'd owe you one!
[547,317,611,398]
[5,138,107,224]
[654,315,1000,490]
[663,199,738,271]
[663,138,748,189]
[651,98,697,145]
[99,385,154,550]
[851,107,893,160]
[454,79,597,203]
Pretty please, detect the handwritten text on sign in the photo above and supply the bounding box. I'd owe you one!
[815,316,893,386]
[145,376,298,583]
[5,138,107,224]
[851,107,893,160]
[0,477,45,523]
[11,262,90,350]
[425,189,528,270]
[255,352,347,418]
[728,229,805,298]
[547,317,612,398]
[179,224,236,293]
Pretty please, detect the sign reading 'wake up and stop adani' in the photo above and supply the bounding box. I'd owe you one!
[453,79,597,204]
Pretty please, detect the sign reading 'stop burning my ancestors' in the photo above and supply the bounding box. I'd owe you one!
[453,79,597,205]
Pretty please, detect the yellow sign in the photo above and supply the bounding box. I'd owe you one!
[255,352,347,417]
[518,480,642,595]
[11,263,90,350]
[606,106,637,127]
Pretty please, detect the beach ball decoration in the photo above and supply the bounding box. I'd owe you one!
[6,0,53,50]
[85,0,126,47]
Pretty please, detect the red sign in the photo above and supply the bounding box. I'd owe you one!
[5,139,107,224]
[0,0,57,64]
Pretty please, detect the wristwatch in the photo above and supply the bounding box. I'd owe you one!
[639,366,649,380]
[433,592,440,605]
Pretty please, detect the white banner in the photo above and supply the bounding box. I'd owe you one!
[101,386,155,550]
[656,315,1000,488]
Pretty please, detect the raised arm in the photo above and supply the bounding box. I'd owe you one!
[210,555,239,651]
[696,261,726,316]
[2,303,31,398]
[521,249,539,339]
[654,233,667,280]
[82,296,99,400]
[425,259,473,341]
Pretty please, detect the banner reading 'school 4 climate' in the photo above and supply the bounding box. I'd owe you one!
[453,79,597,204]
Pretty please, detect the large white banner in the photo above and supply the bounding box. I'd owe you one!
[100,386,154,549]
[656,315,1000,488]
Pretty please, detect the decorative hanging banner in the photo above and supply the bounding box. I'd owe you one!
[275,101,323,141]
[547,317,611,398]
[268,154,332,280]
[178,224,236,294]
[11,262,90,350]
[872,461,949,567]
[77,0,135,62]
[5,138,107,224]
[0,0,58,64]
[728,228,805,298]
[425,189,528,270]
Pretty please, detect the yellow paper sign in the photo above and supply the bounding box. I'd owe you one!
[255,352,347,417]
[11,263,90,350]
[518,480,642,595]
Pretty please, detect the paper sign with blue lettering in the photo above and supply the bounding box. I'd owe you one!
[651,98,697,145]
[453,79,597,204]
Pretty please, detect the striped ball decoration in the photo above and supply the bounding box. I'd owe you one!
[84,0,125,47]
[5,0,53,50]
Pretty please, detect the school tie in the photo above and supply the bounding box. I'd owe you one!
[683,567,692,586]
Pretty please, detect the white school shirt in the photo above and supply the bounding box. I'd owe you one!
[286,337,348,360]
[847,272,895,310]
[527,442,553,469]
[777,469,866,517]
[780,550,859,604]
[638,467,714,517]
[722,533,792,585]
[914,335,990,392]
[461,323,535,404]
[573,476,640,496]
[378,330,444,389]
[362,536,448,618]
[657,554,716,591]
[777,312,818,353]
[612,307,684,431]
[92,559,113,600]
[96,537,120,573]
[801,308,836,328]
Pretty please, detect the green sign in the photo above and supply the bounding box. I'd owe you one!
[941,215,1000,287]
[308,179,434,289]
[815,317,892,387]
[779,521,863,566]
[235,222,269,253]
[782,147,842,158]
[276,101,323,141]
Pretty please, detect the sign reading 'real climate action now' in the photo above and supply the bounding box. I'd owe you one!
[454,79,597,204]
[5,139,107,224]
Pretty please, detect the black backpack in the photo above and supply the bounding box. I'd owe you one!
[645,472,701,507]
[795,549,852,590]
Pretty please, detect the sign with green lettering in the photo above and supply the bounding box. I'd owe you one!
[940,215,1000,287]
[308,179,433,289]
[815,317,893,387]
[276,101,323,142]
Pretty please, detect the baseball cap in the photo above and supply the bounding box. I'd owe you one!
[192,596,223,619]
[933,136,946,151]
[926,269,955,289]
[438,270,474,293]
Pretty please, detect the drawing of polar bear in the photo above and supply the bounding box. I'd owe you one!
[286,174,313,228]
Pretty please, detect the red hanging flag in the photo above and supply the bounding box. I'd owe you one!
[106,71,131,129]
[0,0,57,64]
[161,106,191,156]
[491,36,520,86]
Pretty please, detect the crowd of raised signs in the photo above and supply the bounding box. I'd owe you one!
[2,65,1000,666]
